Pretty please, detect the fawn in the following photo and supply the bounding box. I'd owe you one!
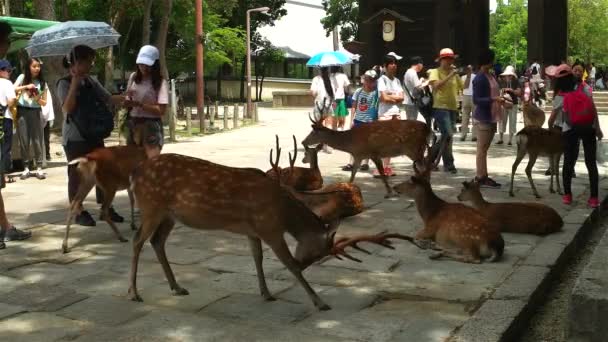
[128,153,406,310]
[522,99,546,127]
[509,126,563,198]
[392,157,504,263]
[458,180,563,235]
[266,135,323,191]
[302,110,434,198]
[63,145,146,253]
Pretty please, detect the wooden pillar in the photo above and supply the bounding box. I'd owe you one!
[462,0,490,66]
[528,0,567,66]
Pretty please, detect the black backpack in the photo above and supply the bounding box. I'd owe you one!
[60,77,114,142]
[413,86,434,118]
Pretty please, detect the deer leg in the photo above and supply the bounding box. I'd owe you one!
[267,237,330,310]
[348,157,362,183]
[127,188,137,231]
[62,178,96,253]
[554,154,563,195]
[429,249,481,264]
[370,157,396,198]
[509,150,527,197]
[525,153,541,198]
[248,236,275,301]
[128,214,163,302]
[150,218,188,296]
[100,189,128,242]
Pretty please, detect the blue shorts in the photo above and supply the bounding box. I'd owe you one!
[353,119,373,128]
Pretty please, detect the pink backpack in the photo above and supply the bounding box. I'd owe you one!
[562,84,596,126]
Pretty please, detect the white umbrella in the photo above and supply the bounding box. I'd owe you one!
[25,21,120,57]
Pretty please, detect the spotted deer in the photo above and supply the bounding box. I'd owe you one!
[392,155,504,263]
[458,180,563,235]
[266,135,323,191]
[128,153,407,310]
[509,126,563,198]
[302,111,435,198]
[63,145,147,253]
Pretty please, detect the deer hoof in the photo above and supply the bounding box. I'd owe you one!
[130,223,137,231]
[535,194,542,199]
[128,292,144,302]
[549,188,555,194]
[384,192,399,199]
[119,237,129,243]
[317,303,332,311]
[429,252,444,260]
[172,287,189,296]
[508,191,515,197]
[62,246,69,254]
[262,294,277,302]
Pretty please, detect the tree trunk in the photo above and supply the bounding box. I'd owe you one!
[142,0,153,45]
[239,56,246,102]
[156,0,173,81]
[9,0,24,16]
[61,0,69,20]
[104,10,124,92]
[216,68,222,100]
[3,0,10,15]
[259,65,266,101]
[33,0,55,19]
[255,58,259,101]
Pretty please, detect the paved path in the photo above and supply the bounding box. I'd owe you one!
[0,108,606,341]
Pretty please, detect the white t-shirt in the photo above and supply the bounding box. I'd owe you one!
[403,68,420,105]
[530,63,542,81]
[0,78,16,119]
[461,73,476,96]
[377,75,403,116]
[590,67,596,78]
[310,75,330,107]
[331,72,350,100]
[128,74,169,119]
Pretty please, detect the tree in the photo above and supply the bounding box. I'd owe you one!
[141,0,153,45]
[156,0,173,81]
[489,0,528,69]
[254,39,284,101]
[568,0,608,64]
[320,0,358,44]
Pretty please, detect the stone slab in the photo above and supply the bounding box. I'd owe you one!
[0,312,90,342]
[491,265,550,301]
[521,241,567,267]
[209,272,293,296]
[57,295,152,326]
[202,254,286,276]
[0,283,88,312]
[451,299,527,342]
[0,302,25,320]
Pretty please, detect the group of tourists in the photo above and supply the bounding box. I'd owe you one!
[0,21,169,250]
[310,47,603,208]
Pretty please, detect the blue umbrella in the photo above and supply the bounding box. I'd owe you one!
[306,51,353,67]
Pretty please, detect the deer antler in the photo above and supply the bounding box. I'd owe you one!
[331,231,427,262]
[269,135,282,180]
[288,135,298,169]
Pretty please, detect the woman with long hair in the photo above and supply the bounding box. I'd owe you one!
[548,64,603,208]
[310,66,335,153]
[14,57,47,179]
[124,45,168,159]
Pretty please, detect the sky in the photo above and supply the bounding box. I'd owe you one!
[490,0,497,12]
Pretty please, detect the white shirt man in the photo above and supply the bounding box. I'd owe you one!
[403,56,424,120]
[460,69,476,141]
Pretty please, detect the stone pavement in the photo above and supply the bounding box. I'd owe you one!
[0,108,606,342]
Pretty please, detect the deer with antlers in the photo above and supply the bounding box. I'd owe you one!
[265,135,323,191]
[128,153,410,310]
[458,180,563,235]
[63,145,146,253]
[392,155,504,263]
[509,126,563,198]
[302,104,435,198]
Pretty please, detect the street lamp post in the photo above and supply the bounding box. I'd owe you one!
[246,7,270,118]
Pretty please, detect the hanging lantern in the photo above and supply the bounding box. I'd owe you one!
[383,20,395,42]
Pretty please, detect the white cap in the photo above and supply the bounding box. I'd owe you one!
[364,69,377,78]
[136,45,160,66]
[386,52,403,60]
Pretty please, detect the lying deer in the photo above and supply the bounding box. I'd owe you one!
[266,135,323,191]
[458,180,563,235]
[393,159,504,263]
[128,153,407,310]
[509,126,563,198]
[302,113,434,198]
[63,145,146,253]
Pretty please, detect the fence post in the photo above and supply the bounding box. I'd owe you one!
[211,101,219,129]
[186,107,192,135]
[223,105,229,131]
[209,106,215,130]
[169,79,177,142]
[233,103,239,129]
[200,103,207,134]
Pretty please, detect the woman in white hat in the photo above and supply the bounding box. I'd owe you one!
[498,65,521,145]
[124,45,169,159]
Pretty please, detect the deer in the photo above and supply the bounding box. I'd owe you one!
[63,145,147,253]
[302,103,436,198]
[392,153,504,263]
[522,98,546,127]
[509,126,563,198]
[458,180,563,235]
[265,135,323,191]
[128,153,411,310]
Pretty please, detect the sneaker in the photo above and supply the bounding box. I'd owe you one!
[562,194,573,205]
[588,197,600,208]
[341,164,354,171]
[35,169,46,180]
[0,229,5,249]
[76,210,96,227]
[322,145,333,154]
[496,140,504,145]
[19,170,29,180]
[477,176,501,188]
[107,207,125,223]
[360,164,370,171]
[46,154,52,161]
[3,226,32,241]
[385,167,396,177]
[545,168,552,176]
[471,137,477,142]
[444,166,457,174]
[508,141,512,146]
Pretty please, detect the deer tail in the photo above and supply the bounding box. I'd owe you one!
[71,157,97,181]
[489,235,505,262]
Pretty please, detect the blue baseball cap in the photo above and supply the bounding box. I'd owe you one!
[0,59,12,71]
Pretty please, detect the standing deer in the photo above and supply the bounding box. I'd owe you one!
[266,135,323,191]
[522,99,546,127]
[392,156,504,263]
[128,153,406,310]
[302,114,435,197]
[63,145,146,253]
[458,180,563,235]
[509,126,563,198]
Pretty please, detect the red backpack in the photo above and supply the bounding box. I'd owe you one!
[562,84,596,126]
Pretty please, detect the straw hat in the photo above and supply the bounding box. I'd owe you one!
[544,64,572,78]
[435,48,458,62]
[500,65,517,77]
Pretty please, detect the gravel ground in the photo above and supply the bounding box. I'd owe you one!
[519,211,608,342]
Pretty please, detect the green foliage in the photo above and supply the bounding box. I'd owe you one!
[320,0,358,44]
[568,0,608,64]
[489,0,528,68]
